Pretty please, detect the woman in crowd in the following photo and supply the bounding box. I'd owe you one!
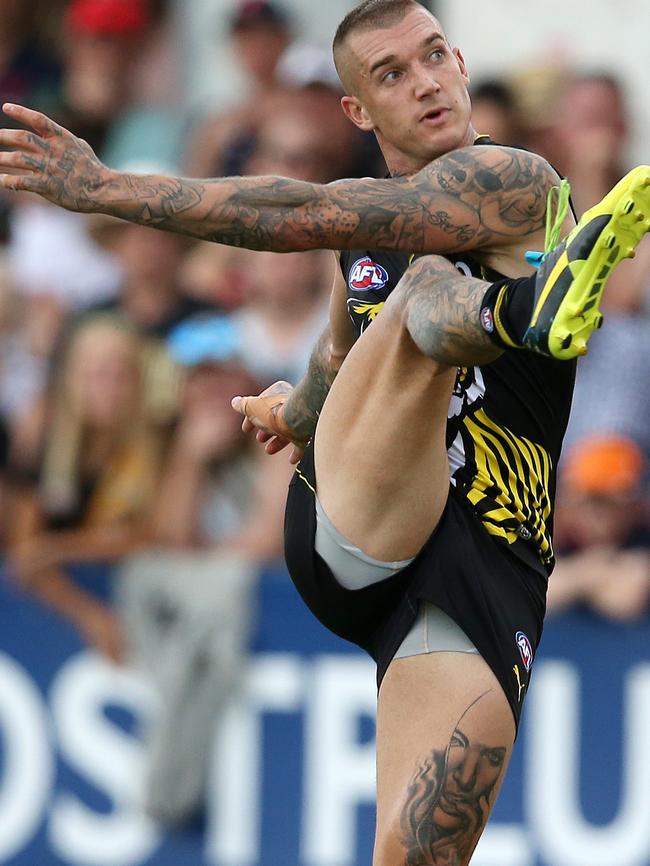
[7,315,167,661]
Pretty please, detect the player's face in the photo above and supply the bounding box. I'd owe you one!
[341,7,473,174]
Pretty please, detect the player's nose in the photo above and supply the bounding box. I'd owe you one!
[412,64,442,100]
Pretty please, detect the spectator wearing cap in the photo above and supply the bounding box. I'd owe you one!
[230,0,291,89]
[547,436,650,621]
[152,314,292,556]
[57,0,154,155]
[184,0,376,179]
[115,312,289,826]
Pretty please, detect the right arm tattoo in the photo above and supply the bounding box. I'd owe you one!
[283,328,340,443]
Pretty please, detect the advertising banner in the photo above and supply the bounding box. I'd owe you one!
[1,565,648,866]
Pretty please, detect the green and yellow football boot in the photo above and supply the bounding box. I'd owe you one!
[523,165,650,360]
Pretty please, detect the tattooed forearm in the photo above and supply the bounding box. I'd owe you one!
[391,255,502,367]
[282,328,340,442]
[95,145,556,255]
[105,170,417,251]
[400,725,507,866]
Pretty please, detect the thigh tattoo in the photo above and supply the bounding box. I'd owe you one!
[400,691,507,866]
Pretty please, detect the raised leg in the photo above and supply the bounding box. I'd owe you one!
[315,254,498,561]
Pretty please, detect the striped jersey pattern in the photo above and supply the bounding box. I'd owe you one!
[447,366,554,567]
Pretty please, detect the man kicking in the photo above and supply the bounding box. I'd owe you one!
[1,1,649,862]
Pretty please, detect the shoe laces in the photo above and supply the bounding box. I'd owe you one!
[526,178,572,269]
[544,178,572,253]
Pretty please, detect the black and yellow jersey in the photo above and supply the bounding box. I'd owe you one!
[340,241,575,577]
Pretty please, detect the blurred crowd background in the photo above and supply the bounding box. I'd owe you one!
[0,0,648,833]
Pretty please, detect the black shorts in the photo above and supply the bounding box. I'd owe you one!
[284,441,547,732]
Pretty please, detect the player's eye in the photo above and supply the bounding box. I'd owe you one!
[382,70,402,83]
[428,48,444,62]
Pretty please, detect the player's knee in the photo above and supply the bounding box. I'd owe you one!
[383,259,454,363]
[377,286,449,373]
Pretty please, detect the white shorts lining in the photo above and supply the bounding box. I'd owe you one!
[314,498,478,657]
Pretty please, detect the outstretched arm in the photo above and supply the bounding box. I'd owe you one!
[0,103,556,255]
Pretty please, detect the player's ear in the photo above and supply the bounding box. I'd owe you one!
[341,96,375,132]
[453,47,470,86]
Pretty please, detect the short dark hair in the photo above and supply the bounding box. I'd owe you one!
[333,0,425,58]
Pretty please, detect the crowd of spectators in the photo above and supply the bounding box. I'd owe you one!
[0,0,648,827]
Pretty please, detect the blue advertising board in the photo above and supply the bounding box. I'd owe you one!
[1,564,649,866]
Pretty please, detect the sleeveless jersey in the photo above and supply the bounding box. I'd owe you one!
[339,150,575,575]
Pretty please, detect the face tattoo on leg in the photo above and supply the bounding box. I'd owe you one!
[400,691,507,865]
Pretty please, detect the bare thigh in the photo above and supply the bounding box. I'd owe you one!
[374,651,515,866]
[314,297,456,562]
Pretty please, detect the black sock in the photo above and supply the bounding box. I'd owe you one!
[479,276,537,349]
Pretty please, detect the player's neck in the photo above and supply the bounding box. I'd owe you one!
[383,126,479,177]
[383,152,428,178]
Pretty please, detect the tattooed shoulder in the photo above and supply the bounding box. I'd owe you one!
[417,146,559,242]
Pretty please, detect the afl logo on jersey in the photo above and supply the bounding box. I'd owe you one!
[349,257,389,292]
[515,631,533,672]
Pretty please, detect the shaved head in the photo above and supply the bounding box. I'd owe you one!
[331,0,471,174]
[333,0,434,93]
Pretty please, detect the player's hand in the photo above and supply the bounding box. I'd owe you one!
[0,103,109,212]
[231,381,307,464]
